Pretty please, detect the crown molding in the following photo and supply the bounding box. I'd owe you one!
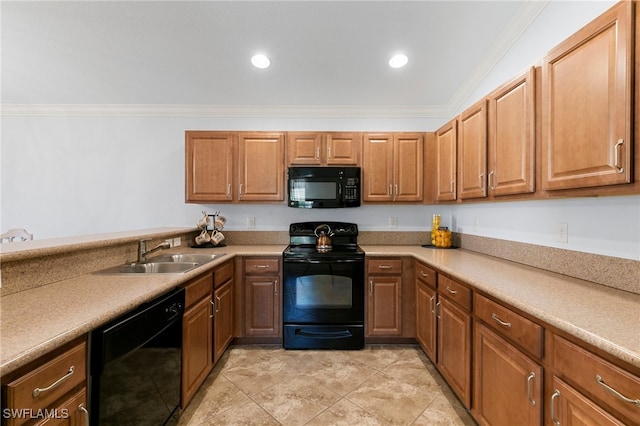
[446,0,548,116]
[0,104,450,118]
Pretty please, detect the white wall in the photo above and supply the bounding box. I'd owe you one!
[2,0,638,261]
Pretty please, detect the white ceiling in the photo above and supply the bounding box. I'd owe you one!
[1,1,549,117]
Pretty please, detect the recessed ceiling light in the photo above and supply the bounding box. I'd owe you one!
[389,54,408,69]
[251,54,271,69]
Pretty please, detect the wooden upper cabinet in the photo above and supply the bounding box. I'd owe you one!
[435,119,458,201]
[363,133,394,201]
[458,99,488,199]
[488,67,536,196]
[237,132,285,201]
[185,132,234,202]
[363,133,423,202]
[185,131,284,203]
[287,132,360,166]
[326,133,361,165]
[541,1,634,190]
[394,133,424,201]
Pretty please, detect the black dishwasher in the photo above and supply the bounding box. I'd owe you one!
[89,287,185,426]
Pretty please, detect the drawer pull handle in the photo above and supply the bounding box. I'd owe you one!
[550,390,560,426]
[378,265,392,269]
[216,295,221,313]
[210,299,215,318]
[491,313,512,328]
[78,404,89,425]
[526,372,536,406]
[32,366,74,398]
[274,279,279,296]
[596,374,640,407]
[419,271,429,277]
[255,264,270,269]
[435,301,441,319]
[445,286,457,295]
[429,296,435,314]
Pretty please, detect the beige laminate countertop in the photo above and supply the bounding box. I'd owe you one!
[2,244,639,377]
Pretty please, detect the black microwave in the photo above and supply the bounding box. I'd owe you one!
[288,166,361,208]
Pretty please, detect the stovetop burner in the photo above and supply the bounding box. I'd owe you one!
[283,221,363,260]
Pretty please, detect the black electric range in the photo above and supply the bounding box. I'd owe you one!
[282,222,365,350]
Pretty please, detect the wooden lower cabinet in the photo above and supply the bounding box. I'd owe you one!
[473,323,542,426]
[2,338,88,426]
[213,278,233,363]
[437,296,472,408]
[550,334,640,426]
[243,257,281,338]
[213,260,234,363]
[245,275,280,336]
[366,259,403,336]
[415,263,437,361]
[181,273,214,408]
[550,376,627,426]
[33,389,88,425]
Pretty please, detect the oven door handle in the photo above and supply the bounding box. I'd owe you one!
[295,329,353,339]
[284,258,363,264]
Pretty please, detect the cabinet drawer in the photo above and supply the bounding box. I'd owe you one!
[439,275,471,311]
[183,272,213,307]
[214,260,234,287]
[5,341,87,420]
[553,335,640,423]
[244,258,280,275]
[415,262,436,288]
[367,259,403,274]
[474,293,543,358]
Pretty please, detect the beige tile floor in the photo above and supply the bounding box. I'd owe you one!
[178,345,477,425]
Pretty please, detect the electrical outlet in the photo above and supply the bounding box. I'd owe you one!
[389,217,398,228]
[247,216,256,229]
[557,222,568,243]
[173,237,181,247]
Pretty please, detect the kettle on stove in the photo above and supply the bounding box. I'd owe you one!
[314,224,334,252]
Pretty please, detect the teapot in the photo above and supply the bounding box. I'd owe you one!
[314,224,334,252]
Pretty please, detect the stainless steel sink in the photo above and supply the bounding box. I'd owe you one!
[152,253,226,264]
[96,261,200,274]
[94,252,226,274]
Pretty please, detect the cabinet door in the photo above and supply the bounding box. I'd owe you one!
[362,133,394,201]
[185,131,234,202]
[458,100,488,199]
[367,276,402,336]
[394,133,424,201]
[550,377,627,426]
[473,323,542,426]
[415,279,436,362]
[326,132,361,165]
[489,67,536,196]
[33,389,87,426]
[244,275,281,337]
[213,279,233,364]
[182,296,213,407]
[237,132,285,201]
[287,132,323,165]
[541,1,633,190]
[437,297,471,407]
[435,119,457,201]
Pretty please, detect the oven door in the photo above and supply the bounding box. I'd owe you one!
[283,258,364,324]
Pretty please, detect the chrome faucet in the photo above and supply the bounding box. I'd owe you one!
[138,239,170,262]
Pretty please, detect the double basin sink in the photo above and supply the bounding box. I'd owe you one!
[95,253,226,274]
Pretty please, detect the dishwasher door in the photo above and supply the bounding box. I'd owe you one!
[89,287,185,426]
